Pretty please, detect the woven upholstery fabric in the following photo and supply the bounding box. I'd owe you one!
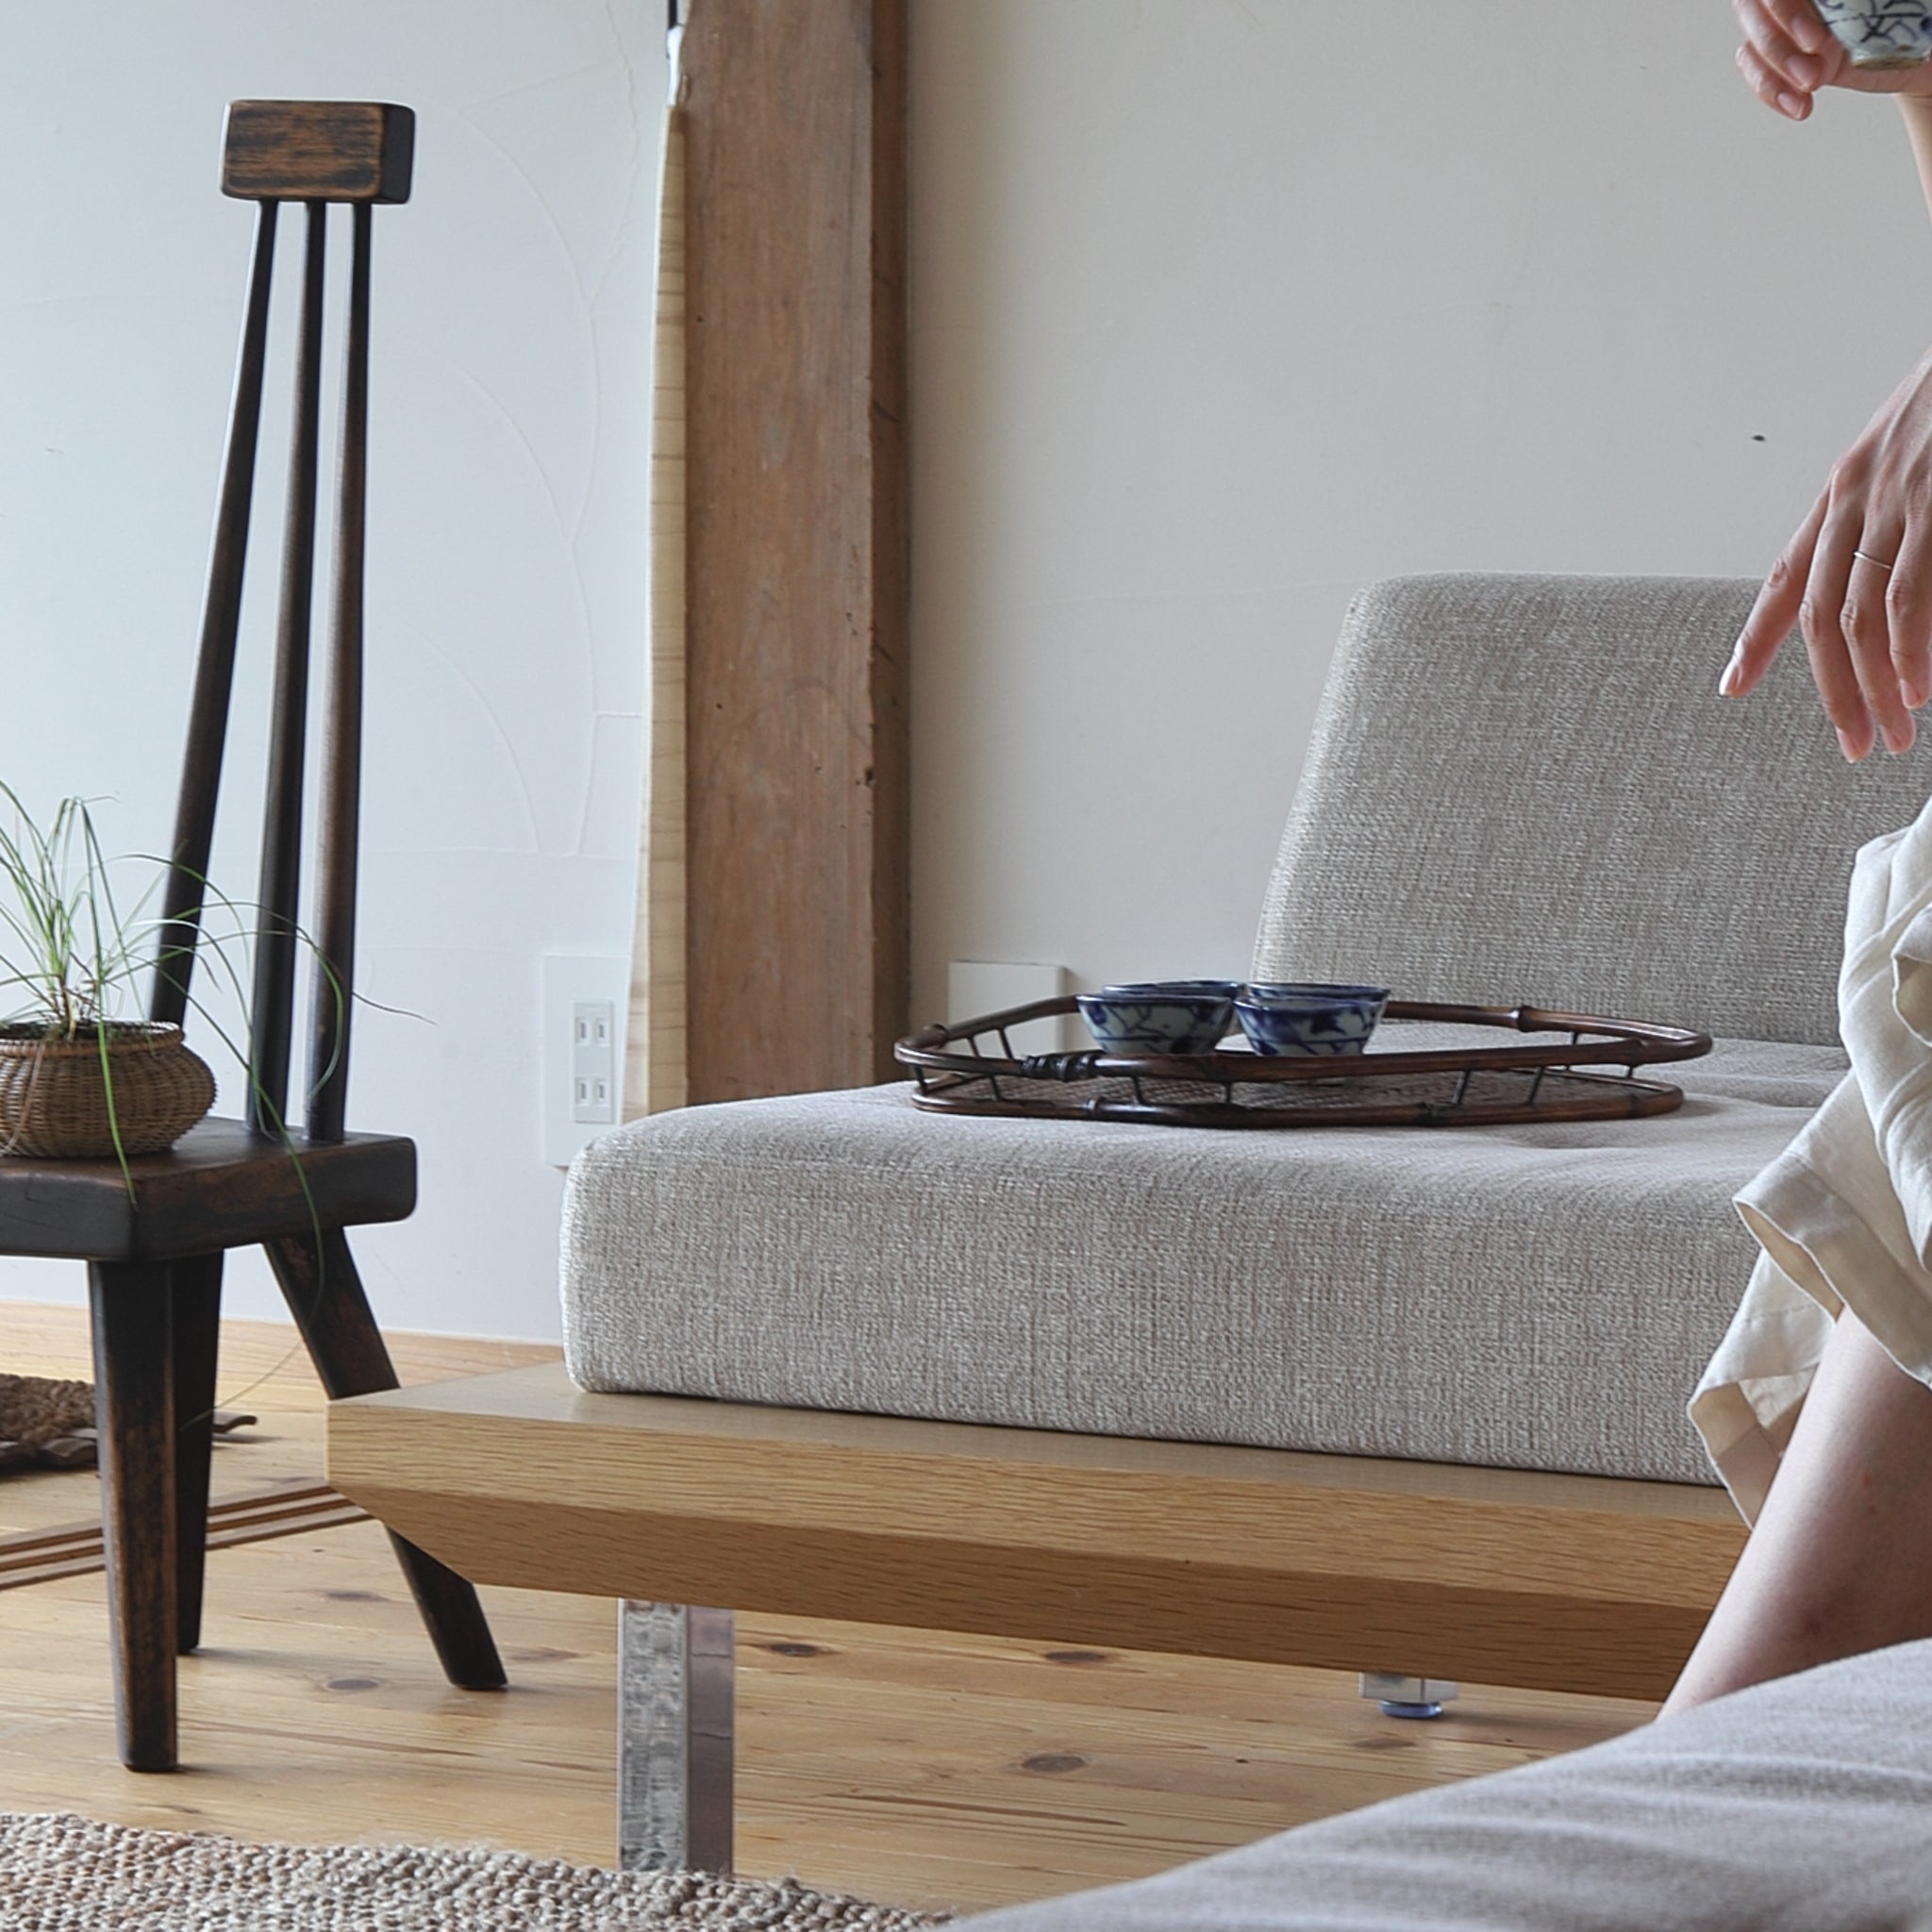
[1253,575,1932,1047]
[563,1039,1840,1484]
[954,1638,1932,1932]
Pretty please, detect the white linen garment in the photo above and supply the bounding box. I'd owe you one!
[1693,796,1932,1519]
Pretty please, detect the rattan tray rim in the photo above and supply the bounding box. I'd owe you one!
[892,996,1714,1131]
[895,996,1712,1083]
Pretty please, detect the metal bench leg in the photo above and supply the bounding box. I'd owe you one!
[1360,1672,1459,1719]
[618,1601,735,1873]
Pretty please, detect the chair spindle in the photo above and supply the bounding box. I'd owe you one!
[307,201,372,1144]
[151,201,280,1029]
[248,201,327,1137]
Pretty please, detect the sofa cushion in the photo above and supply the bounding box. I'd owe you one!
[951,1636,1932,1932]
[562,1037,1840,1484]
[1254,575,1932,1047]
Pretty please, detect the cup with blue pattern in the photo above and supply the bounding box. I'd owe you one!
[1074,980,1239,1057]
[1235,982,1390,1058]
[1812,0,1932,69]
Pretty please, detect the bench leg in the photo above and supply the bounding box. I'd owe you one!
[1360,1672,1459,1719]
[618,1601,734,1873]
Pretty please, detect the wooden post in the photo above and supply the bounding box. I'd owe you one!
[679,0,909,1101]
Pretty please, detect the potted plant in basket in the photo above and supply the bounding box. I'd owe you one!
[0,785,215,1162]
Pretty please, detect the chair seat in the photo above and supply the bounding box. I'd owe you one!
[0,1118,415,1261]
[561,1038,1841,1486]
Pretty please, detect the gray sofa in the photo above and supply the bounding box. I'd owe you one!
[564,574,1925,1488]
[337,574,1932,1894]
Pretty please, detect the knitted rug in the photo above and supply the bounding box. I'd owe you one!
[0,1813,946,1930]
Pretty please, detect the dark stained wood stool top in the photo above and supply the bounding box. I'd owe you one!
[0,1123,415,1263]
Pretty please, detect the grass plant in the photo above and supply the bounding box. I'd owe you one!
[0,785,145,1042]
[0,782,350,1410]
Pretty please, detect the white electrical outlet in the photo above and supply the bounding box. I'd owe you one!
[572,1001,617,1124]
[543,957,629,1167]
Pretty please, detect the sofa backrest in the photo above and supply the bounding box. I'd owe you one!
[1252,573,1932,1045]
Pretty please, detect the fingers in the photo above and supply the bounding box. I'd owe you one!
[1834,525,1916,753]
[1890,525,1932,709]
[1724,492,1823,699]
[1735,0,1853,115]
[1725,485,1931,761]
[1738,37,1813,118]
[1793,511,1881,758]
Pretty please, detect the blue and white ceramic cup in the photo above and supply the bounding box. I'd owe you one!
[1812,0,1932,69]
[1075,981,1238,1056]
[1235,983,1390,1058]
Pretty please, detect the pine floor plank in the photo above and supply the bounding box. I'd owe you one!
[0,1301,1653,1915]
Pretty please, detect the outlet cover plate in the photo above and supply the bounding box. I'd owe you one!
[543,955,629,1168]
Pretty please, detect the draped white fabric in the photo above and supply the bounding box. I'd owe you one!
[1693,797,1932,1519]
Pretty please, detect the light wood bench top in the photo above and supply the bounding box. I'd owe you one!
[328,1364,1742,1701]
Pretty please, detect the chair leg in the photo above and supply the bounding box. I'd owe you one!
[170,1254,224,1655]
[264,1226,507,1690]
[87,1259,178,1772]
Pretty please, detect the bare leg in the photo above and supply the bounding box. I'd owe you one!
[1663,1309,1932,1717]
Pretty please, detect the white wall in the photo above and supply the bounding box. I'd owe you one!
[8,4,1931,1341]
[0,4,664,1338]
[908,1,1932,1021]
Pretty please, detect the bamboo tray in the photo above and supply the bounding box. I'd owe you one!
[894,997,1713,1130]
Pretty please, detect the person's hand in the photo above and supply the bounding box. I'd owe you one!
[1722,348,1932,758]
[1736,0,1932,119]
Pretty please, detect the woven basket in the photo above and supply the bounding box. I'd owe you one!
[0,1022,216,1158]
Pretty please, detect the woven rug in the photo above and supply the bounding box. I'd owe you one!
[0,1374,256,1471]
[0,1813,946,1929]
[0,1373,96,1468]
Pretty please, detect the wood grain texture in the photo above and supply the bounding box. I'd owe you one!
[306,199,373,1144]
[0,1481,368,1591]
[221,102,414,204]
[625,103,690,1123]
[330,1364,1743,1702]
[0,1121,415,1262]
[169,1254,224,1650]
[682,0,909,1101]
[0,1305,1649,1915]
[248,198,327,1136]
[87,1262,178,1769]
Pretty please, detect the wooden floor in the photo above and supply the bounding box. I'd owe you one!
[0,1302,1655,1916]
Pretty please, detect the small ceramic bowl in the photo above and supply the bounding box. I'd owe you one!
[1234,982,1389,1058]
[1075,981,1239,1057]
[1812,0,1932,69]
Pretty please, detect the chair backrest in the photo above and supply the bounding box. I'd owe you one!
[1252,573,1932,1046]
[148,101,414,1141]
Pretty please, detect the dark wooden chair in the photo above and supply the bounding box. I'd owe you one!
[0,101,504,1772]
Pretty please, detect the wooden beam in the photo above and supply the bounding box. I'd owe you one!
[330,1364,1745,1703]
[680,0,909,1101]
